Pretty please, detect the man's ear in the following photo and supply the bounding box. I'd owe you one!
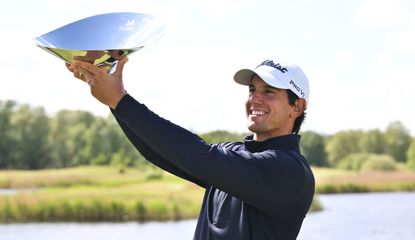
[293,99,306,117]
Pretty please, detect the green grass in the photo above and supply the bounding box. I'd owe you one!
[0,166,149,188]
[0,166,203,223]
[2,166,413,222]
[313,167,415,193]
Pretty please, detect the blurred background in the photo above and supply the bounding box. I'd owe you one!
[1,0,414,239]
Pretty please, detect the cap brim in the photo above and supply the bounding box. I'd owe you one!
[234,69,256,85]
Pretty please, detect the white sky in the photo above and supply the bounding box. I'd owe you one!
[1,0,414,135]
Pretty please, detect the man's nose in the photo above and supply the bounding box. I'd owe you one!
[249,91,263,104]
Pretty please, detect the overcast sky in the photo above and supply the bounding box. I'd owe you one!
[1,0,414,135]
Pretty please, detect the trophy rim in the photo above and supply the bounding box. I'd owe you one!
[33,12,166,51]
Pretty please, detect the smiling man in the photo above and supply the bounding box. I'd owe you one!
[235,59,310,140]
[67,58,315,240]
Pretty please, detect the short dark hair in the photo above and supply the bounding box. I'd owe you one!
[287,90,306,134]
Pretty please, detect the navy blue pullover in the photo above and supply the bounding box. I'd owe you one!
[111,94,315,240]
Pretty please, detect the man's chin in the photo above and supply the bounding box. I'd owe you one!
[247,123,262,134]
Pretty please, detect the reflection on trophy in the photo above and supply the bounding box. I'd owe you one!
[34,12,166,73]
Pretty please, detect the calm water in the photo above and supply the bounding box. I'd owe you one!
[1,192,414,240]
[298,192,415,240]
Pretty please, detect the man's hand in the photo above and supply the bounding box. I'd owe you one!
[66,58,129,109]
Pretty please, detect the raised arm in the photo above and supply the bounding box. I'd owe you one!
[111,110,207,187]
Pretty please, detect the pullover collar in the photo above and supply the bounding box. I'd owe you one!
[244,134,301,153]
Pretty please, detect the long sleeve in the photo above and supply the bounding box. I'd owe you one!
[111,112,206,187]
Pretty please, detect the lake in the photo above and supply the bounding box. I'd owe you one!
[298,192,415,240]
[1,192,414,240]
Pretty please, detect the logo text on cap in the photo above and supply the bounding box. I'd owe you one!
[289,80,305,98]
[257,60,288,73]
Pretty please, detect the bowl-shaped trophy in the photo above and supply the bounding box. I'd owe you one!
[34,12,166,73]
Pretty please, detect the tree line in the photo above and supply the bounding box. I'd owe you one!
[0,100,142,169]
[301,121,415,171]
[1,100,415,170]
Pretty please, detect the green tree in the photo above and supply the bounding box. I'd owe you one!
[358,129,386,154]
[406,139,415,170]
[0,100,17,168]
[361,154,397,172]
[49,110,95,167]
[81,115,148,167]
[325,130,363,167]
[199,130,247,144]
[300,131,328,166]
[384,121,411,162]
[107,116,149,167]
[337,153,370,171]
[83,118,114,165]
[9,104,50,169]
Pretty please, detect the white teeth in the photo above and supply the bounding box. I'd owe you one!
[251,110,265,116]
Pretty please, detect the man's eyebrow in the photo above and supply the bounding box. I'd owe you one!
[264,85,279,91]
[248,84,279,90]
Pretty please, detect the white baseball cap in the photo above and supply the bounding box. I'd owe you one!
[234,59,310,107]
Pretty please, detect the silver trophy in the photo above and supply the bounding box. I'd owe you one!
[34,12,166,73]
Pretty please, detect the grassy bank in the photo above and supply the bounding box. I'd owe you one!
[314,167,415,193]
[0,166,203,223]
[4,166,414,223]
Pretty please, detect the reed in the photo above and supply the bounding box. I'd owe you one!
[0,193,201,223]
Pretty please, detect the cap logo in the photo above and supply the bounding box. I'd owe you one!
[289,80,305,98]
[257,60,288,73]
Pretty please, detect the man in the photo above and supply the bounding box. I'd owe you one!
[67,58,315,239]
